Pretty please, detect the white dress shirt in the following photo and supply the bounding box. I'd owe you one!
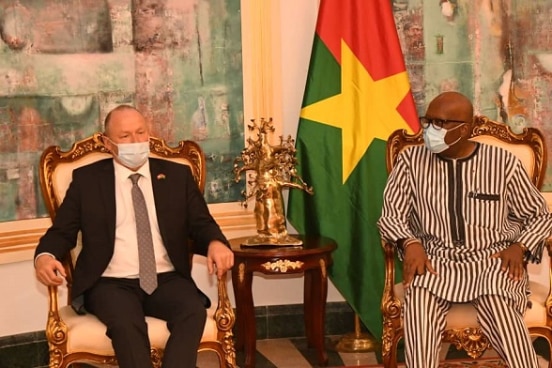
[102,160,175,278]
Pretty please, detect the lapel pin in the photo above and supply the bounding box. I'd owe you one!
[157,173,166,180]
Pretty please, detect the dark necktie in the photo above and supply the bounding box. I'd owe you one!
[129,173,158,294]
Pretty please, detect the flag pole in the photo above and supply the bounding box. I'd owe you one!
[334,314,380,352]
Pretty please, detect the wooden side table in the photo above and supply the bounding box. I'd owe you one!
[230,235,337,368]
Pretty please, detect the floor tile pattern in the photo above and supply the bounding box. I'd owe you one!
[196,336,551,368]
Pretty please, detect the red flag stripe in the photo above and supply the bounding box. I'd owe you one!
[316,0,419,132]
[317,0,408,80]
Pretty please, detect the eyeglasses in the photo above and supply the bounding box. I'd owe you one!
[419,116,465,130]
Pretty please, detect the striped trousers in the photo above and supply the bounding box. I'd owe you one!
[404,286,539,368]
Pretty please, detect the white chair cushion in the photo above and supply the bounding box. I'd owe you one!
[59,305,218,355]
[393,280,548,329]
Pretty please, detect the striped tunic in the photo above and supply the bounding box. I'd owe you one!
[377,143,552,308]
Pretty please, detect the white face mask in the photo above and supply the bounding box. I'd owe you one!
[115,141,150,168]
[423,123,463,153]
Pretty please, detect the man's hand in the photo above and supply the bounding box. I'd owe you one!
[491,243,526,281]
[35,254,66,286]
[402,241,437,288]
[207,241,234,279]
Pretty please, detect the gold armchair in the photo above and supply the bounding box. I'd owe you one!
[381,115,552,367]
[39,134,236,368]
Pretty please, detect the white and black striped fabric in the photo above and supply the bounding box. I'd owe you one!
[404,287,540,368]
[378,143,552,304]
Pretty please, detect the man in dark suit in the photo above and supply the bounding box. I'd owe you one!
[34,105,234,368]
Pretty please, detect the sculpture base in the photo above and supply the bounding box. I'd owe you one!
[240,234,303,247]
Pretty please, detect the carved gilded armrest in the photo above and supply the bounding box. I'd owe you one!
[381,241,401,317]
[45,285,68,367]
[215,272,237,368]
[381,241,403,359]
[545,238,552,321]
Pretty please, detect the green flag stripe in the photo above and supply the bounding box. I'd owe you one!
[289,119,390,338]
[301,35,341,107]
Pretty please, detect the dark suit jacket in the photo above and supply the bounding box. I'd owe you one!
[35,158,229,303]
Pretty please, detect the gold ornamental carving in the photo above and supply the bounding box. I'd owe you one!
[319,258,326,278]
[442,327,490,359]
[261,259,304,272]
[215,274,237,368]
[233,118,313,246]
[238,262,245,283]
[150,348,163,367]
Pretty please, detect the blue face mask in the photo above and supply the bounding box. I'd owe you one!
[104,136,150,169]
[116,141,150,168]
[423,123,463,153]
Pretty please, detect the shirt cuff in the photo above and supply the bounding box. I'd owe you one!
[34,252,56,268]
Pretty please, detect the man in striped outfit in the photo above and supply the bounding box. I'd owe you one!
[378,91,552,367]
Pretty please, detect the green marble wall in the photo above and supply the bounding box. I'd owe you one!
[394,0,552,189]
[0,0,244,221]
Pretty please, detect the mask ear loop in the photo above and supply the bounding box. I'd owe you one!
[99,134,117,154]
[445,122,466,147]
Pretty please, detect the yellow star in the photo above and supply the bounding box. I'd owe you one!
[300,39,413,183]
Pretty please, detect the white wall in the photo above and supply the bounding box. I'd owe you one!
[0,0,349,338]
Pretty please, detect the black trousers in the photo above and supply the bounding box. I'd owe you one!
[84,272,206,368]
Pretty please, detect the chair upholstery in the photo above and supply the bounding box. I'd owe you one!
[39,133,236,368]
[381,115,552,367]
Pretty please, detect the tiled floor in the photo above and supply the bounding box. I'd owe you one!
[196,336,551,368]
[197,335,378,368]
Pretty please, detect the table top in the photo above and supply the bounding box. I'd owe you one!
[229,234,337,257]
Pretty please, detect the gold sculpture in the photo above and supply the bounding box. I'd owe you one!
[233,118,313,246]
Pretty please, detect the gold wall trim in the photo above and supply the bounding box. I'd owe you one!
[0,233,47,247]
[0,218,50,264]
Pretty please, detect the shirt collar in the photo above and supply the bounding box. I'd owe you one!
[113,159,151,182]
